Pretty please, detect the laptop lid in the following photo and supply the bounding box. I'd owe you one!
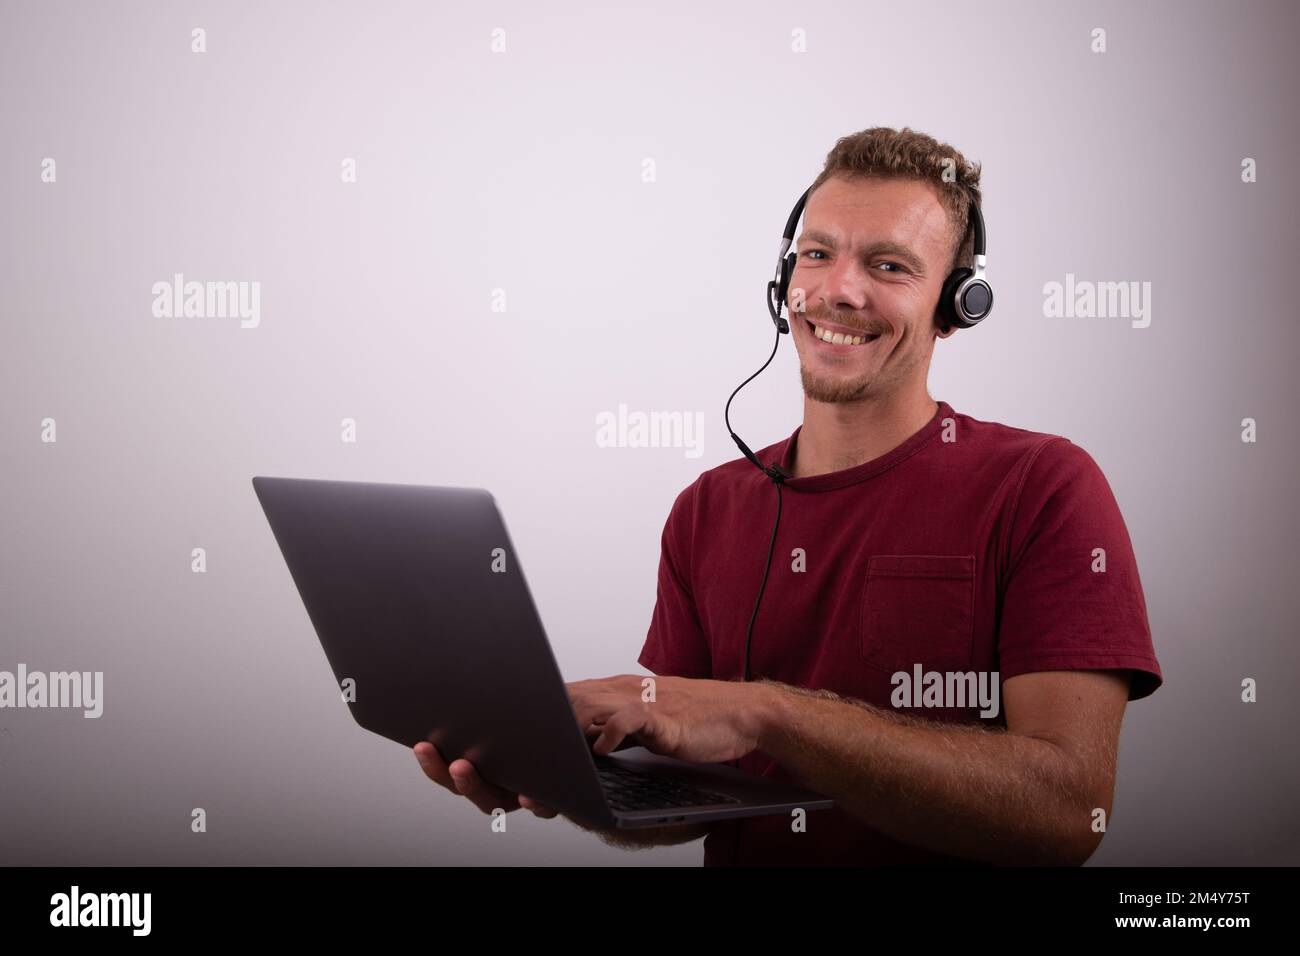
[252,476,613,827]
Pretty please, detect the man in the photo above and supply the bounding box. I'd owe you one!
[414,126,1163,865]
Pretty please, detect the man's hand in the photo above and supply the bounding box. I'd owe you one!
[412,742,560,819]
[569,674,767,763]
[412,739,710,849]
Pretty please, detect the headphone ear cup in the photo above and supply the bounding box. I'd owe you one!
[936,268,972,332]
[777,252,797,308]
[767,251,798,334]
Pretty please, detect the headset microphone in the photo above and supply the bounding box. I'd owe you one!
[726,181,993,684]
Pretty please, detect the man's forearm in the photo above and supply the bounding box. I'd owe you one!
[751,680,1100,865]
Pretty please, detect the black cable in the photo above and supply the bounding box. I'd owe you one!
[724,321,793,684]
[722,321,793,865]
[725,324,791,486]
[742,478,783,682]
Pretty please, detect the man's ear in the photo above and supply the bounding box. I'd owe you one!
[935,321,956,340]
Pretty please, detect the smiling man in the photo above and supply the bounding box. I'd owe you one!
[415,126,1163,866]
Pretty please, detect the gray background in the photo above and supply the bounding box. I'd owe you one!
[2,0,1296,865]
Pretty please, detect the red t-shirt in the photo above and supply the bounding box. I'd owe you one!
[637,399,1162,866]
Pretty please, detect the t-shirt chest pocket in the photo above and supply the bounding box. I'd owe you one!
[859,555,976,674]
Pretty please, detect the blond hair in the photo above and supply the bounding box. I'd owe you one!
[807,126,983,275]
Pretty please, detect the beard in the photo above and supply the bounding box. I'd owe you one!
[795,322,932,404]
[796,307,889,403]
[798,361,876,403]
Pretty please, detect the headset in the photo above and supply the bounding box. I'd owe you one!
[767,186,992,336]
[723,182,992,684]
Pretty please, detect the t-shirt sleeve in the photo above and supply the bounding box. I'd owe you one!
[998,438,1163,700]
[637,478,713,679]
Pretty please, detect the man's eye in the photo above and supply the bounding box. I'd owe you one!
[801,250,904,272]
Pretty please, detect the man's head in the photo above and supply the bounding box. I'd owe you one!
[787,127,982,405]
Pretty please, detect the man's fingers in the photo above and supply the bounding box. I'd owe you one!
[413,742,455,790]
[571,692,625,737]
[446,758,520,815]
[593,706,651,756]
[414,746,562,823]
[410,748,570,823]
[414,745,522,815]
[518,795,559,819]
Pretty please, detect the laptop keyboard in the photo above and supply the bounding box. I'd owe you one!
[594,757,742,812]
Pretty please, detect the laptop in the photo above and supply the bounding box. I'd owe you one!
[252,476,833,830]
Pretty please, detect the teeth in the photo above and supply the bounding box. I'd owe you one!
[810,322,871,346]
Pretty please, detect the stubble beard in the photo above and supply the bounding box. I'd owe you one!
[799,361,875,404]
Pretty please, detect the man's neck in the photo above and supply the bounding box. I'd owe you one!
[792,390,939,479]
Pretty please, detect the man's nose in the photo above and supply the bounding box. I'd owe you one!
[818,257,869,314]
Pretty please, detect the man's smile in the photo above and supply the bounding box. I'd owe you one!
[801,314,884,349]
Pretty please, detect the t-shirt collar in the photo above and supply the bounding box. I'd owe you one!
[774,400,953,493]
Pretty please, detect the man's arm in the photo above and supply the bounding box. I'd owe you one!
[751,669,1130,865]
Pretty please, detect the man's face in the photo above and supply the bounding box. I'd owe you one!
[787,175,957,404]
